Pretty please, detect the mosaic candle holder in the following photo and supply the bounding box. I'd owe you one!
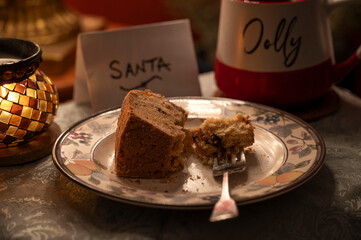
[0,38,58,148]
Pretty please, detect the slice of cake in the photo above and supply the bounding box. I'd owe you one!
[114,89,188,178]
[192,113,254,165]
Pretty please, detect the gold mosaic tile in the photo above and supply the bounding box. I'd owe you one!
[27,121,38,132]
[44,76,52,84]
[45,84,54,93]
[7,91,20,103]
[31,109,41,121]
[19,118,31,129]
[3,83,16,91]
[11,103,23,115]
[29,74,36,81]
[21,106,34,119]
[19,95,30,106]
[26,88,37,98]
[0,86,9,98]
[10,114,22,126]
[37,81,46,91]
[19,80,27,86]
[14,128,26,138]
[50,94,55,102]
[14,83,26,94]
[39,112,48,122]
[6,125,18,136]
[39,100,47,112]
[45,92,51,101]
[0,121,8,132]
[27,79,37,89]
[37,90,46,100]
[0,111,11,124]
[46,113,53,124]
[36,73,47,83]
[36,122,44,132]
[47,102,53,113]
[0,99,13,112]
[29,97,38,109]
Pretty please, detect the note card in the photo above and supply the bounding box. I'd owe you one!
[74,19,201,112]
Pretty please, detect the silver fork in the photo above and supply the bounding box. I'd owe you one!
[209,147,246,222]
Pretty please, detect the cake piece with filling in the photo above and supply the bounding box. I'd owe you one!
[192,113,254,165]
[114,89,188,178]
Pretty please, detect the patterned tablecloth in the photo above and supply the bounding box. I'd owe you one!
[1,73,361,239]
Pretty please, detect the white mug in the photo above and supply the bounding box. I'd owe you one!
[215,0,361,106]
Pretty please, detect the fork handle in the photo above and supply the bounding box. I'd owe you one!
[209,171,239,222]
[221,172,231,200]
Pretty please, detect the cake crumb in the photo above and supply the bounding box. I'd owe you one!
[245,147,253,153]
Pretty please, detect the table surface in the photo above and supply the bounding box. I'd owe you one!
[1,73,361,240]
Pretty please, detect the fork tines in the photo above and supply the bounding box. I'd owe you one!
[213,146,246,177]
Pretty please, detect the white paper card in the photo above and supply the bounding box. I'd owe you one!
[74,19,201,112]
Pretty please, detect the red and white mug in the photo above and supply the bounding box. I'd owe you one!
[215,0,361,106]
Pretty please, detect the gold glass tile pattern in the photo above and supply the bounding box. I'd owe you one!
[26,88,37,98]
[0,86,9,98]
[3,83,16,91]
[0,100,13,112]
[6,126,18,136]
[7,91,20,103]
[19,95,30,106]
[0,111,11,124]
[21,106,33,119]
[0,70,58,148]
[27,79,37,89]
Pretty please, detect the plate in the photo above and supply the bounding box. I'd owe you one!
[52,97,325,209]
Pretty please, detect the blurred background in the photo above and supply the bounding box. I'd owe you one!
[0,0,360,101]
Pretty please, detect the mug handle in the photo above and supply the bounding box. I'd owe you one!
[326,0,361,83]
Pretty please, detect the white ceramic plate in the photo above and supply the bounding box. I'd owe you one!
[52,97,325,209]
